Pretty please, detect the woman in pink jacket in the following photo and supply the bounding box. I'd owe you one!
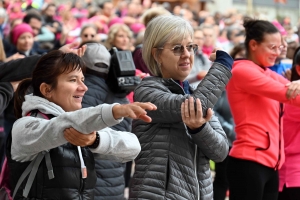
[226,18,300,200]
[278,47,300,200]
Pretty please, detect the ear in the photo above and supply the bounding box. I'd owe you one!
[249,39,258,52]
[151,48,161,64]
[40,83,52,99]
[296,65,300,76]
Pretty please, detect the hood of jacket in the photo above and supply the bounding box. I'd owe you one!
[22,94,65,117]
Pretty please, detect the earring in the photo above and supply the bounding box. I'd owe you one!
[157,62,161,68]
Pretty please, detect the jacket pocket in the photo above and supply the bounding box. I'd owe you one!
[255,132,270,151]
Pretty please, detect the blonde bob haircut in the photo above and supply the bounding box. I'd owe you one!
[105,23,133,50]
[142,15,194,77]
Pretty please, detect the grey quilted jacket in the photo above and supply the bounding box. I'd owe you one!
[129,62,232,200]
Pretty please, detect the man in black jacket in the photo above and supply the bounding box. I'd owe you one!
[80,42,132,200]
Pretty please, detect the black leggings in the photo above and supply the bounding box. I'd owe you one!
[278,184,300,200]
[227,156,279,200]
[213,154,230,200]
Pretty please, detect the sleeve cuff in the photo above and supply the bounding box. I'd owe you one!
[90,130,110,153]
[187,123,206,134]
[214,50,233,70]
[101,103,123,127]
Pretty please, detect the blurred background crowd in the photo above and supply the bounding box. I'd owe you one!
[1,0,300,199]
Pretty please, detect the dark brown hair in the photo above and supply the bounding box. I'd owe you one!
[291,46,300,81]
[230,43,246,59]
[243,18,279,52]
[14,50,86,118]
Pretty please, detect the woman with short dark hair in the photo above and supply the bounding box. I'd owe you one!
[9,50,156,200]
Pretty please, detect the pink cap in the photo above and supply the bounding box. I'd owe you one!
[130,23,145,34]
[272,21,287,36]
[11,23,34,45]
[108,17,124,28]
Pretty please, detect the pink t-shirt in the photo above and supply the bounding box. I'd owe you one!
[279,104,300,191]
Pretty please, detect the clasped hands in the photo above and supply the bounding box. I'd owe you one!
[286,80,300,99]
[181,97,213,130]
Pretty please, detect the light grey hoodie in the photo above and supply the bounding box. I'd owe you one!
[11,94,141,163]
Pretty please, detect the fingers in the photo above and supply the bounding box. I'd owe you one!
[184,98,189,118]
[209,53,216,62]
[195,98,202,118]
[64,128,96,147]
[181,97,211,130]
[112,103,156,120]
[134,102,157,111]
[68,40,80,49]
[286,81,300,99]
[205,108,213,121]
[138,115,152,123]
[189,97,196,118]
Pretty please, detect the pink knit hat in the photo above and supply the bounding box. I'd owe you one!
[11,23,34,45]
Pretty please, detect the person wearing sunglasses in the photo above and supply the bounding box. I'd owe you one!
[79,24,99,45]
[226,18,300,200]
[128,15,233,200]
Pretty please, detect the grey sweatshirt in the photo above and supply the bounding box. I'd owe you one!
[11,94,141,163]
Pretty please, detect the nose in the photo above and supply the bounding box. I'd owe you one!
[274,48,282,56]
[79,81,88,92]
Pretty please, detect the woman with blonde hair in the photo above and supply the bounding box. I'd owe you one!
[105,23,133,51]
[129,15,233,200]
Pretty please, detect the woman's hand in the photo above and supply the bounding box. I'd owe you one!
[286,80,300,99]
[59,41,87,57]
[5,52,25,62]
[181,97,213,130]
[112,102,157,122]
[209,47,223,62]
[10,81,21,92]
[64,128,96,147]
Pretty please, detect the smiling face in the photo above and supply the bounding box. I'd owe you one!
[157,35,194,81]
[250,32,282,67]
[47,69,88,112]
[113,29,130,50]
[16,32,34,52]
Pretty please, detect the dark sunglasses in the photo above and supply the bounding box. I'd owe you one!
[157,44,198,56]
[83,34,95,38]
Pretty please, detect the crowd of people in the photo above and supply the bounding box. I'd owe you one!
[1,0,300,200]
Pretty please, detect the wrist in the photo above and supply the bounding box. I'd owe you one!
[112,104,123,119]
[88,132,100,149]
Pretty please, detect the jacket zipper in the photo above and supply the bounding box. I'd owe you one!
[194,144,200,200]
[172,79,200,199]
[79,177,85,199]
[274,103,284,170]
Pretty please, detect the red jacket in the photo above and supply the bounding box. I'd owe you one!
[227,59,300,169]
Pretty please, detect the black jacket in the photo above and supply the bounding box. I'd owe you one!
[7,112,96,200]
[0,82,13,114]
[214,91,236,146]
[0,55,41,82]
[82,73,132,200]
[0,54,41,134]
